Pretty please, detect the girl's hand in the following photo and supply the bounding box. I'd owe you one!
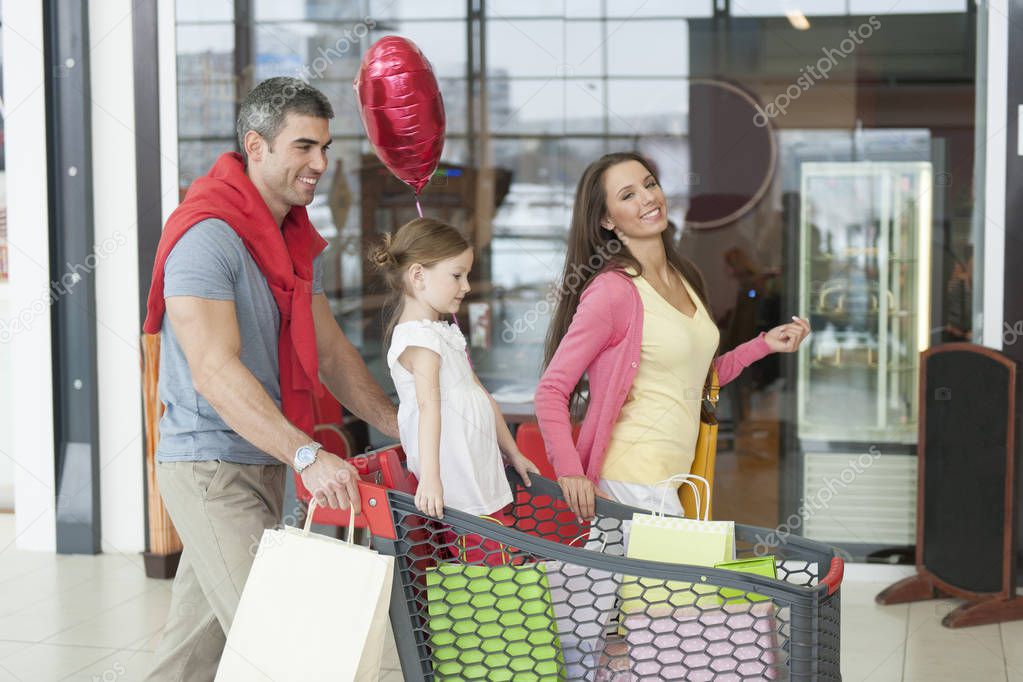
[764,316,811,353]
[415,474,445,519]
[509,452,541,487]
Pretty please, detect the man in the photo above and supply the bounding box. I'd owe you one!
[143,77,399,681]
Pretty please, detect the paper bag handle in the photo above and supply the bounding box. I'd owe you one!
[567,527,609,553]
[655,474,711,520]
[458,515,511,563]
[303,498,356,546]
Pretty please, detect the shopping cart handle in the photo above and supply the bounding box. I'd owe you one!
[356,480,397,541]
[822,556,844,595]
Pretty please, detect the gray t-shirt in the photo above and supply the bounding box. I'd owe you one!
[156,218,324,465]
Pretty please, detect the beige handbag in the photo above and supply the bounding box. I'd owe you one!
[680,368,719,519]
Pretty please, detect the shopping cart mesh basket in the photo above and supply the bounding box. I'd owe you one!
[360,470,843,681]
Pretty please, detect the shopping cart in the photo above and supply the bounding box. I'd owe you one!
[355,469,843,681]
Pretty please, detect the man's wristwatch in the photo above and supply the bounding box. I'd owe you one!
[293,441,323,473]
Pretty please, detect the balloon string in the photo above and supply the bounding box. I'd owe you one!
[416,198,424,218]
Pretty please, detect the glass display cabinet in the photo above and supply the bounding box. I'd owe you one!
[797,162,933,444]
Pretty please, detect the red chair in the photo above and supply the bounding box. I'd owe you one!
[514,422,564,479]
[513,422,587,545]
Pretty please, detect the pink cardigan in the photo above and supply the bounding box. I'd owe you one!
[534,269,772,482]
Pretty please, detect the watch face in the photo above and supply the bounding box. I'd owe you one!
[296,446,315,466]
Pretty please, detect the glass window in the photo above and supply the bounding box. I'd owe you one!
[487,0,566,18]
[730,0,844,17]
[606,0,713,18]
[253,22,366,83]
[564,79,606,134]
[367,22,467,75]
[368,0,466,21]
[487,19,563,78]
[606,79,688,134]
[489,79,564,135]
[179,139,235,188]
[606,19,689,76]
[849,0,966,13]
[255,0,369,22]
[176,25,236,80]
[564,20,604,77]
[176,0,233,22]
[171,2,986,548]
[176,19,236,191]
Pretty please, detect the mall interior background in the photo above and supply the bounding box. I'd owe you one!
[0,0,989,562]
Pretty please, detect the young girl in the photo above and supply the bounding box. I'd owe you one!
[536,152,810,521]
[369,217,539,524]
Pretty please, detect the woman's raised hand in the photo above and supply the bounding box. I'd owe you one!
[558,475,612,522]
[764,316,811,353]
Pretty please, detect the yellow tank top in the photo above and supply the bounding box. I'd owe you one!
[601,270,720,485]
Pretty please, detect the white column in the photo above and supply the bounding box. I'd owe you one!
[3,0,56,551]
[159,0,180,224]
[0,177,12,510]
[982,0,1007,349]
[90,0,146,553]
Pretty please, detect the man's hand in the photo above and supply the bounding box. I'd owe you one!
[301,451,362,513]
[558,475,612,521]
[415,473,445,519]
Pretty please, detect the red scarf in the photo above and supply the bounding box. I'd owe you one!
[143,152,327,436]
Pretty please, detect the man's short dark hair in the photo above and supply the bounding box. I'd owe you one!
[236,77,334,162]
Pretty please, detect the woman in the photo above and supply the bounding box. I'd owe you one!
[535,152,810,520]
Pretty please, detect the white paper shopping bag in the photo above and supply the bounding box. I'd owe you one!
[216,503,394,682]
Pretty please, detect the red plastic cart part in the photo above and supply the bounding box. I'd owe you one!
[357,479,397,540]
[379,447,416,493]
[293,447,405,530]
[822,556,844,596]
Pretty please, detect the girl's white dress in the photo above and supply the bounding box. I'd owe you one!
[387,319,513,516]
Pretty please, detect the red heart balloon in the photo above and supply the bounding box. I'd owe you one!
[354,37,446,195]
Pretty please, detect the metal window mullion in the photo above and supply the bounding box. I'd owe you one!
[45,0,101,555]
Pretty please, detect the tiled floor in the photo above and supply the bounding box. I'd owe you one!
[1,514,1020,681]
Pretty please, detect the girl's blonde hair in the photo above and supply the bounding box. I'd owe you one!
[368,217,472,345]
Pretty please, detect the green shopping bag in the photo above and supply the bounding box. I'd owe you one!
[714,555,777,604]
[621,475,735,612]
[426,563,565,681]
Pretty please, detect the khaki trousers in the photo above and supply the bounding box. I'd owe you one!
[146,460,286,682]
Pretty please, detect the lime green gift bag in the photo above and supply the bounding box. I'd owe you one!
[713,555,778,605]
[426,563,565,681]
[621,475,735,613]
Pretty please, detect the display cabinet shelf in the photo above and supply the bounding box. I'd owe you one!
[797,162,932,445]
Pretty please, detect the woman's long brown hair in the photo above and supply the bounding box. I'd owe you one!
[542,151,713,410]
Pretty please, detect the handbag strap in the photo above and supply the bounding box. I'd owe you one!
[703,366,720,417]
